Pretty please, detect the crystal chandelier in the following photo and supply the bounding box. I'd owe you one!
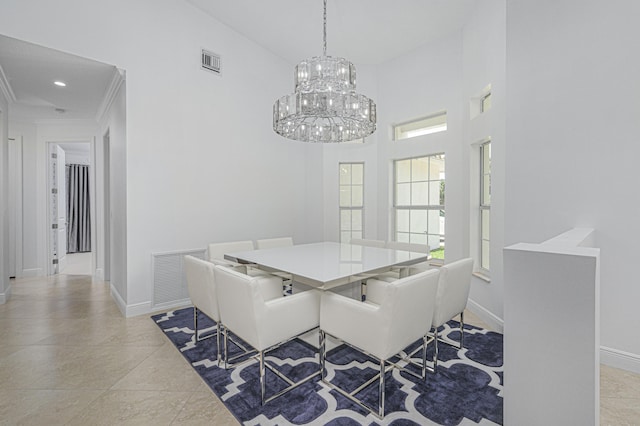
[273,0,377,143]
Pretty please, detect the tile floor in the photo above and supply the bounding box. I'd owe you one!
[1,260,639,425]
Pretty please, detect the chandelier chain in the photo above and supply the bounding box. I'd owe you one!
[323,0,327,56]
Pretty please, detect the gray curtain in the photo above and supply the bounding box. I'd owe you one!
[66,164,91,253]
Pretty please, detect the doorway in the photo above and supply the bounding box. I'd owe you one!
[46,141,94,276]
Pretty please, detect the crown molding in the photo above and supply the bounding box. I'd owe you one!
[0,64,17,103]
[96,67,125,124]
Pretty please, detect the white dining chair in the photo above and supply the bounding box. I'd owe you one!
[383,241,432,279]
[319,269,440,418]
[255,237,294,249]
[214,264,322,405]
[184,255,221,362]
[430,257,474,370]
[349,238,386,248]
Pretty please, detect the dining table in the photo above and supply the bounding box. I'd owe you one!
[224,241,430,291]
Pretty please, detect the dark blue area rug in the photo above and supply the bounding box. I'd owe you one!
[152,307,503,425]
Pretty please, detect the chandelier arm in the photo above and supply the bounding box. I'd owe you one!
[323,0,327,56]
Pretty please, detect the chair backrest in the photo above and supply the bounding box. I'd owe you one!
[207,240,254,262]
[386,241,430,254]
[184,255,219,322]
[379,269,440,359]
[256,237,293,250]
[433,258,474,328]
[350,238,386,248]
[214,264,286,349]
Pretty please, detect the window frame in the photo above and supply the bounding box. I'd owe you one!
[339,162,365,243]
[479,141,491,272]
[393,111,447,141]
[392,153,445,262]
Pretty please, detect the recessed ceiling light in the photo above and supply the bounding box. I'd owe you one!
[54,81,66,87]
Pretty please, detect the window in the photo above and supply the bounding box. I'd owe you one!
[480,142,491,271]
[339,163,364,243]
[481,92,492,113]
[393,111,447,140]
[393,154,445,260]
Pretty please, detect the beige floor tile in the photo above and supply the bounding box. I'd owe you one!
[0,344,158,390]
[66,390,191,426]
[600,396,640,426]
[111,342,210,392]
[171,391,240,426]
[601,364,640,398]
[0,389,104,426]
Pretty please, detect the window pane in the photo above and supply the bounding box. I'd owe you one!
[396,159,411,183]
[428,181,442,205]
[411,157,429,181]
[352,185,363,207]
[430,155,445,179]
[339,164,351,185]
[339,186,352,207]
[481,240,490,269]
[397,232,410,243]
[412,182,429,205]
[483,143,491,172]
[483,175,491,205]
[396,209,410,232]
[352,209,362,231]
[428,210,440,234]
[352,231,362,241]
[352,163,363,185]
[340,231,351,243]
[340,210,351,230]
[411,233,428,245]
[396,183,411,205]
[482,209,490,240]
[410,210,428,234]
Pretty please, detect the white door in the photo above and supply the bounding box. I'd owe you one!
[49,144,67,274]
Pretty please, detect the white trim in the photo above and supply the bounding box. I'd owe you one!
[466,298,504,333]
[0,64,17,102]
[96,68,125,124]
[150,299,191,315]
[22,268,43,277]
[110,283,152,318]
[601,346,640,374]
[0,283,11,304]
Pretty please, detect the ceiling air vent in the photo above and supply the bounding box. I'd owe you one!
[201,49,221,75]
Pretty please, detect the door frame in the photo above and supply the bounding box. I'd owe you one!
[45,139,96,275]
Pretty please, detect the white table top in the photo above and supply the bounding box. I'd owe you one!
[225,241,429,289]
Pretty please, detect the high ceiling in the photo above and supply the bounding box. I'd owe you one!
[0,1,479,121]
[0,35,117,121]
[187,0,480,65]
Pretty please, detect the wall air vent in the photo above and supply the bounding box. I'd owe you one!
[201,49,221,75]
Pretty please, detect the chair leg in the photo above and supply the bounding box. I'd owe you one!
[459,311,465,349]
[433,327,439,371]
[215,322,221,366]
[378,358,385,418]
[223,325,229,369]
[193,307,199,341]
[319,330,326,381]
[259,351,266,405]
[421,334,428,379]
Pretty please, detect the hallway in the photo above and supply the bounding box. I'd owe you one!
[0,274,237,425]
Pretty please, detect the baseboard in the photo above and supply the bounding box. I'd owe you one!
[150,299,191,315]
[466,298,504,333]
[110,284,152,318]
[0,283,11,303]
[601,346,640,374]
[22,268,43,277]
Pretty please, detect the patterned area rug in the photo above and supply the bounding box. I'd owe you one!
[152,307,503,425]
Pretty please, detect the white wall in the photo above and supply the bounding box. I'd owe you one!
[0,87,9,302]
[0,0,309,314]
[505,0,640,367]
[463,1,506,326]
